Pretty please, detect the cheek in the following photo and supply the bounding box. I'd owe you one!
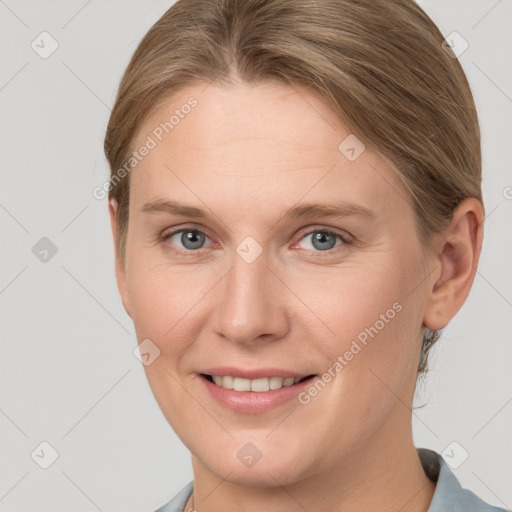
[126,260,203,421]
[292,255,421,409]
[125,254,215,360]
[126,270,172,340]
[292,260,411,349]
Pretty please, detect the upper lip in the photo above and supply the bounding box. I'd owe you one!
[198,367,315,380]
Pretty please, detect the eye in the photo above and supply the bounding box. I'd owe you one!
[163,228,211,255]
[160,226,352,257]
[295,228,351,254]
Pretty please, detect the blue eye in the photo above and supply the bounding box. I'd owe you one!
[161,226,351,257]
[297,229,348,253]
[166,229,209,252]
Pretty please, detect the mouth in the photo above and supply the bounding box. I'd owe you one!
[200,373,317,392]
[197,369,320,414]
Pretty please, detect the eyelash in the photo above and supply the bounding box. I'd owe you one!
[159,225,353,258]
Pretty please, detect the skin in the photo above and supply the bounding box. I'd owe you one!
[109,79,483,512]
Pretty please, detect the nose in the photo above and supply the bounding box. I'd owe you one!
[211,247,290,346]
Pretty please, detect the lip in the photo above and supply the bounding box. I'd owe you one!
[198,366,311,380]
[197,371,317,414]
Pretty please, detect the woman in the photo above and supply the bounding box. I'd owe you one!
[103,0,508,511]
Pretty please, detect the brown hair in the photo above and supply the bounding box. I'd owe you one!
[104,0,483,377]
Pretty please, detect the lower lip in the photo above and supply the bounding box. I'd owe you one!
[198,374,317,414]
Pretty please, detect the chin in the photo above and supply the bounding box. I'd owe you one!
[204,458,307,488]
[192,437,318,488]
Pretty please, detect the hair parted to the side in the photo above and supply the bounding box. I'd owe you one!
[103,0,483,378]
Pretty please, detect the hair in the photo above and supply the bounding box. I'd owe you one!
[104,0,483,378]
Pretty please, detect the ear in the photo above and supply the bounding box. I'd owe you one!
[423,198,484,330]
[109,198,132,319]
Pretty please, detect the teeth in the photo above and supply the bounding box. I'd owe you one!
[222,375,234,389]
[270,376,284,390]
[233,377,251,391]
[209,375,305,392]
[250,378,270,392]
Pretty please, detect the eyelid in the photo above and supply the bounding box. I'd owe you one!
[295,225,353,243]
[160,224,215,254]
[160,223,353,255]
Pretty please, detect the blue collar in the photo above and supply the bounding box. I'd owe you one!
[417,447,507,511]
[155,448,507,511]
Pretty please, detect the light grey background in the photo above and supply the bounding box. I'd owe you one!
[0,1,511,511]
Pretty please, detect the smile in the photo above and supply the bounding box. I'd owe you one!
[203,374,315,392]
[198,372,318,414]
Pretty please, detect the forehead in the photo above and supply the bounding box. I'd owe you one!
[130,81,412,219]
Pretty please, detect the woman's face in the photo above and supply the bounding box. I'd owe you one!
[112,80,435,486]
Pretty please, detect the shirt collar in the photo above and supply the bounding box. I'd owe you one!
[156,448,503,512]
[417,447,504,511]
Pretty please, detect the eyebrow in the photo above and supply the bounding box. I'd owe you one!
[141,199,376,221]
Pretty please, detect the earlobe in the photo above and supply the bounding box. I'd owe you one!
[423,198,484,331]
[108,199,132,319]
